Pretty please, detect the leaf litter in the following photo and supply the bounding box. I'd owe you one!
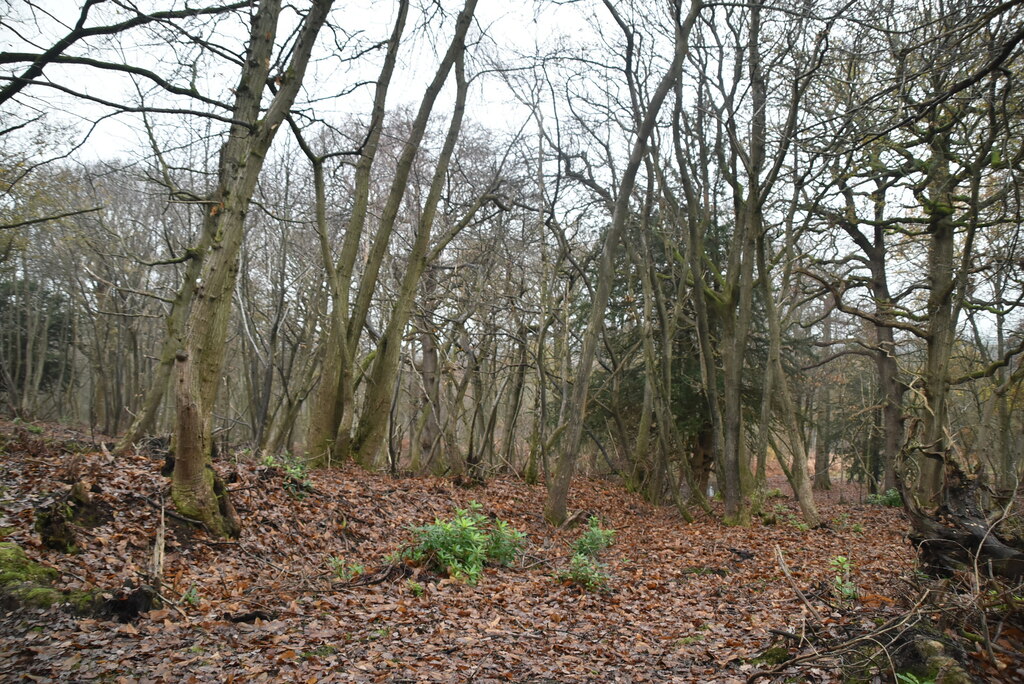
[0,424,916,682]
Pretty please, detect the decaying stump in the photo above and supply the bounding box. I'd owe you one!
[34,481,111,553]
[905,461,1024,581]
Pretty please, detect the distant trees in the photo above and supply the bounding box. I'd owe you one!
[1,0,1022,553]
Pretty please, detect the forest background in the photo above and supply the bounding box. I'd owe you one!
[2,0,1024,601]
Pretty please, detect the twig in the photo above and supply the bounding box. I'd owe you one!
[135,494,208,529]
[746,591,930,683]
[522,556,556,570]
[154,591,189,620]
[150,499,165,594]
[769,628,800,640]
[774,544,824,624]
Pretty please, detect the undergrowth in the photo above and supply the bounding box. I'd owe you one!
[559,516,616,591]
[401,502,525,584]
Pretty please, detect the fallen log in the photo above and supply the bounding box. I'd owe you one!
[905,461,1024,581]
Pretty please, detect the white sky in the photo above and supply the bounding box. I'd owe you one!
[0,0,598,164]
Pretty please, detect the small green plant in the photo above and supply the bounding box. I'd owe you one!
[867,488,902,507]
[406,579,425,597]
[282,460,313,498]
[895,673,935,684]
[182,583,201,606]
[851,523,864,534]
[260,453,313,496]
[830,555,857,600]
[572,516,616,557]
[301,644,338,660]
[402,502,525,584]
[13,418,43,435]
[765,488,785,499]
[370,626,392,640]
[774,504,809,531]
[328,556,364,581]
[557,553,610,592]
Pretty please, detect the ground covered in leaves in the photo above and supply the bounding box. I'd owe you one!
[0,423,984,682]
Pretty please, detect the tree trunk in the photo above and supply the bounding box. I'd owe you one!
[304,0,407,466]
[352,46,475,464]
[173,0,333,537]
[545,0,700,525]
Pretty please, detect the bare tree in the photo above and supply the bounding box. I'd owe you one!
[173,0,334,537]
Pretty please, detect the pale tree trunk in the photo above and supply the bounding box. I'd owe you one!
[352,50,477,464]
[173,0,333,537]
[304,0,408,466]
[307,0,478,466]
[545,0,701,525]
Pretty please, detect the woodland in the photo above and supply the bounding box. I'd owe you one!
[1,0,1024,681]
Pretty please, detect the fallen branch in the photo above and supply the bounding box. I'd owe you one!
[774,544,824,624]
[345,563,412,587]
[135,494,208,530]
[746,591,931,683]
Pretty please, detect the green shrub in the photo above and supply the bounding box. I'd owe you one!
[557,553,610,592]
[402,502,525,584]
[328,557,364,581]
[260,454,313,498]
[830,555,857,600]
[572,516,615,557]
[867,488,902,507]
[485,518,524,566]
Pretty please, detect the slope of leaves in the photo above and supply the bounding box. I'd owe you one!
[0,423,937,682]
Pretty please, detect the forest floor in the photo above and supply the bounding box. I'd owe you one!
[0,422,1016,683]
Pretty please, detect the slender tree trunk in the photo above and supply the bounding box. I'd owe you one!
[304,0,408,465]
[352,48,475,463]
[173,0,333,536]
[545,0,701,525]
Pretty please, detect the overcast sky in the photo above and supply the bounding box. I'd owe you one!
[1,0,601,164]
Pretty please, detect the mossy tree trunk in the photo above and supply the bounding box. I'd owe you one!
[172,0,333,537]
